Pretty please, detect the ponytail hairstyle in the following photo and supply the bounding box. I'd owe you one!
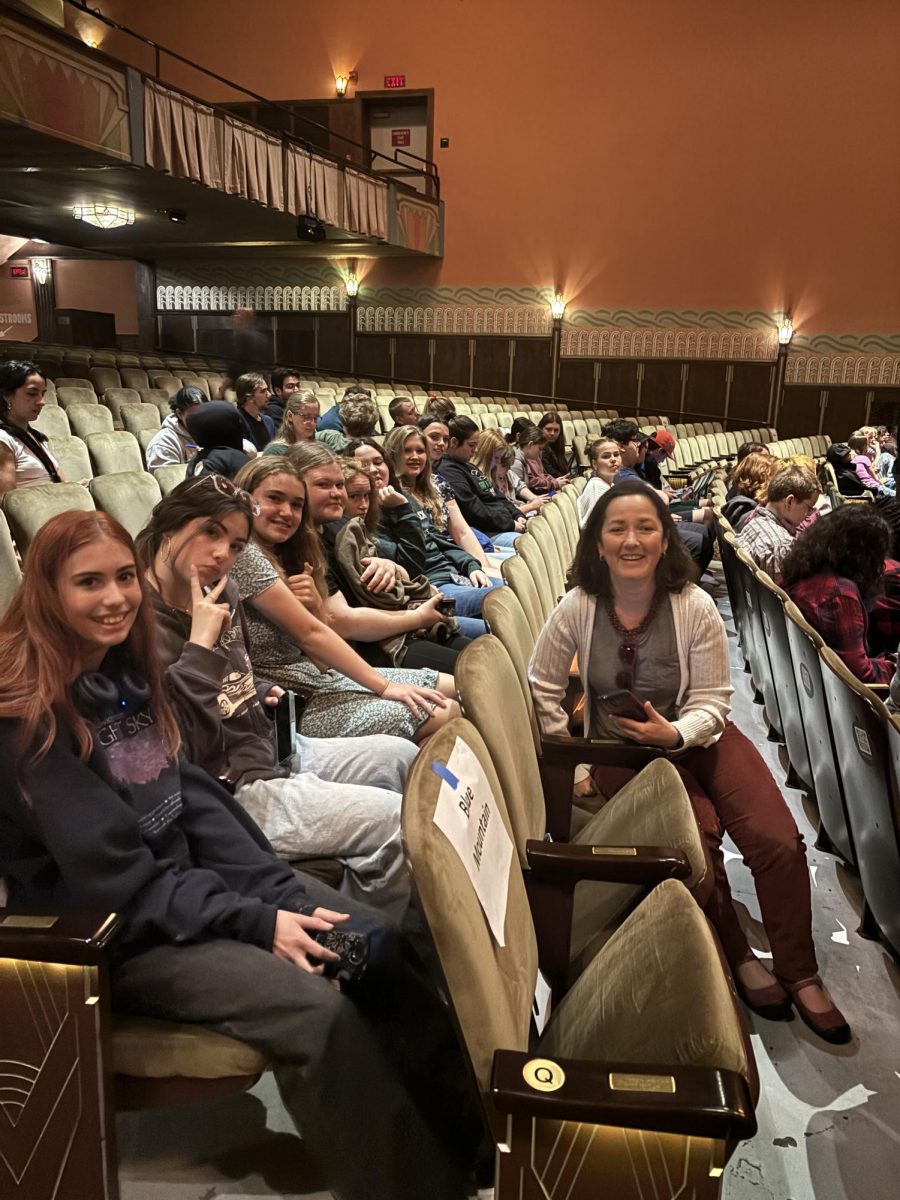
[0,510,180,765]
[233,455,328,597]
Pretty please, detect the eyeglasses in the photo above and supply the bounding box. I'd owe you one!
[616,640,637,690]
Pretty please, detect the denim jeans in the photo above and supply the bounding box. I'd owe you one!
[438,578,502,618]
[490,530,522,549]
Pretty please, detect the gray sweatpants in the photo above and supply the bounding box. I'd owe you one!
[236,733,419,921]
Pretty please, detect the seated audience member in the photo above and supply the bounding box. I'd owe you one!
[537,410,572,480]
[416,413,496,570]
[424,395,456,423]
[735,465,819,579]
[436,415,526,546]
[230,453,459,738]
[506,417,538,493]
[848,431,891,496]
[284,444,472,671]
[603,418,714,573]
[874,433,897,483]
[471,427,547,515]
[528,481,849,1042]
[826,442,870,497]
[578,437,622,526]
[145,385,204,470]
[0,359,63,488]
[382,424,496,629]
[519,426,567,493]
[263,390,320,457]
[137,477,418,918]
[782,505,896,684]
[643,427,715,526]
[388,395,418,427]
[235,372,276,451]
[0,509,481,1200]
[341,456,384,536]
[266,366,302,428]
[732,441,769,471]
[722,452,782,530]
[185,401,251,479]
[317,392,380,454]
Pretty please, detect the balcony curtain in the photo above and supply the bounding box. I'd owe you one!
[222,115,284,209]
[143,79,222,189]
[344,170,388,239]
[284,144,340,226]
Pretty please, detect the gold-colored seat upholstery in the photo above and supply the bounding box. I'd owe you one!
[111,1016,267,1080]
[2,482,95,553]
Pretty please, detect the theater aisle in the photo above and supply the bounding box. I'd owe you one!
[720,592,900,1200]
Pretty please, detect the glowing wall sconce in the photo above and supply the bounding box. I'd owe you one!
[550,294,567,321]
[335,71,357,97]
[31,257,51,285]
[345,273,360,298]
[73,204,135,230]
[777,315,794,346]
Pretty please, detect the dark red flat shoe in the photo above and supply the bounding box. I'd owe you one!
[735,974,792,1020]
[786,977,852,1045]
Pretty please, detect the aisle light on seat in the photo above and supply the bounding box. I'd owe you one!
[550,294,566,321]
[777,315,794,346]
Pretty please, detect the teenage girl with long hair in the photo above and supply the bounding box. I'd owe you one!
[0,509,482,1200]
[262,389,320,456]
[537,409,572,479]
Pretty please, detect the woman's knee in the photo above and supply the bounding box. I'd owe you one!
[435,672,457,698]
[415,698,461,741]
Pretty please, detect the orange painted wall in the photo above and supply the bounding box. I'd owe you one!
[53,259,139,334]
[100,0,900,335]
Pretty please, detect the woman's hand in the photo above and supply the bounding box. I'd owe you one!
[263,684,285,707]
[187,566,232,649]
[468,569,491,588]
[522,496,550,514]
[412,592,448,630]
[378,485,408,510]
[286,563,323,614]
[272,908,349,972]
[513,517,527,532]
[379,680,448,720]
[360,555,401,594]
[611,700,682,748]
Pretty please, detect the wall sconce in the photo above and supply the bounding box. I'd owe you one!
[73,204,135,230]
[550,294,566,321]
[31,257,51,285]
[345,273,360,298]
[335,70,358,97]
[777,315,794,346]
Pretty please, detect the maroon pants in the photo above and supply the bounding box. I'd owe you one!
[592,721,818,985]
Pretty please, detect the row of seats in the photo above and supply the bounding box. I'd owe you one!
[716,514,900,963]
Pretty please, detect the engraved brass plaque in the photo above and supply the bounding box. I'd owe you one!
[0,915,58,929]
[522,1058,566,1092]
[609,1072,676,1094]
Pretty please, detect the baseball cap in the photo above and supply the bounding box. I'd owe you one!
[648,428,676,458]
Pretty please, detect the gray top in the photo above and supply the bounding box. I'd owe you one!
[587,599,680,739]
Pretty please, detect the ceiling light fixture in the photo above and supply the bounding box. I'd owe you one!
[72,204,135,230]
[31,257,51,285]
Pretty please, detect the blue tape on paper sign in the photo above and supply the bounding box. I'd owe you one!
[431,761,459,789]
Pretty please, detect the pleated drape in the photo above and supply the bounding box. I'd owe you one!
[143,79,222,189]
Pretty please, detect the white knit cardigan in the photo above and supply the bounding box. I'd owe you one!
[528,583,734,748]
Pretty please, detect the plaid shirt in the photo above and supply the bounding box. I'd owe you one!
[735,505,796,579]
[787,572,896,684]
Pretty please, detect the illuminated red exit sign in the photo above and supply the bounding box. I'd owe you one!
[9,265,29,278]
[384,74,406,88]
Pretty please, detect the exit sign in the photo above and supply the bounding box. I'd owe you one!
[384,74,406,88]
[9,265,29,278]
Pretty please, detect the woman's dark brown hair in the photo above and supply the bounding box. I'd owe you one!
[570,480,697,598]
[781,505,890,600]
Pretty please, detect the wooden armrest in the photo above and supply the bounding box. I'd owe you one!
[0,910,122,965]
[541,734,664,770]
[491,1050,756,1141]
[525,839,691,886]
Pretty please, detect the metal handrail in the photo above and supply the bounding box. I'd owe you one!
[62,0,440,197]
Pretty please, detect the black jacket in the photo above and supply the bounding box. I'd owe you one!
[379,493,478,586]
[435,458,521,534]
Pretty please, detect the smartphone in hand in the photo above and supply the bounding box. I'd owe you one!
[597,690,648,722]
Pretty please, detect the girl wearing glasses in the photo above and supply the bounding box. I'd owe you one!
[528,480,850,1044]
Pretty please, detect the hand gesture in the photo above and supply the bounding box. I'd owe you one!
[188,565,231,649]
[272,908,350,973]
[468,569,491,588]
[360,555,401,594]
[378,485,408,510]
[286,563,323,613]
[379,680,448,720]
[611,700,682,748]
